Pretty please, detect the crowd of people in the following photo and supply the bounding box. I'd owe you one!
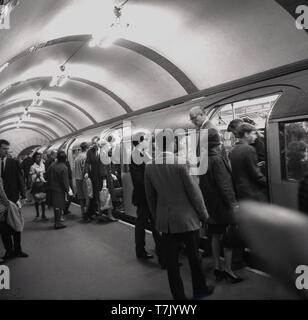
[0,104,308,300]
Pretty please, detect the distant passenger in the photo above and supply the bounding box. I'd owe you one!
[199,128,242,283]
[287,141,308,181]
[44,150,57,208]
[227,118,266,164]
[84,136,117,221]
[144,130,214,300]
[63,158,73,216]
[30,152,48,221]
[189,106,216,130]
[47,151,69,229]
[0,139,28,261]
[229,124,267,201]
[130,132,161,262]
[21,153,34,203]
[74,142,89,221]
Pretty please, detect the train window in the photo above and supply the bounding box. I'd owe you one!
[280,121,308,182]
[210,94,280,131]
[210,93,280,152]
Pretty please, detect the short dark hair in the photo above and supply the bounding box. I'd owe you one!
[242,117,256,125]
[0,139,10,147]
[227,119,243,133]
[57,150,67,162]
[80,142,89,152]
[32,151,42,161]
[237,123,256,138]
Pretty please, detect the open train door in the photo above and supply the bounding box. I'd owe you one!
[267,71,308,210]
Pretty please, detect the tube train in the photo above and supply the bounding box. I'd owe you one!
[30,59,308,220]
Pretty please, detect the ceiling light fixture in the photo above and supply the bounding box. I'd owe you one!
[49,65,70,87]
[89,3,130,48]
[31,92,43,106]
[0,0,20,24]
[0,62,9,73]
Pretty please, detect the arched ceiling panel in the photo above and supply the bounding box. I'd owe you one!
[0,130,48,157]
[0,119,62,138]
[0,126,55,141]
[0,95,94,129]
[0,110,74,133]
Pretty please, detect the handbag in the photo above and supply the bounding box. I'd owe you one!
[31,177,46,201]
[223,224,245,249]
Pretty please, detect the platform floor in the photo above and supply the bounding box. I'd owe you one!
[0,204,297,300]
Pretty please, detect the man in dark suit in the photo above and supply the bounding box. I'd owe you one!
[44,149,57,208]
[229,123,267,201]
[130,132,161,261]
[0,139,27,261]
[144,130,214,300]
[84,136,116,221]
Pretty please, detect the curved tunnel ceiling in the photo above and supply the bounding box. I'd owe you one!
[0,0,307,156]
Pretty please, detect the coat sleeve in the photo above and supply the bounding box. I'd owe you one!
[245,148,267,187]
[144,166,157,221]
[212,158,237,208]
[0,178,10,208]
[84,151,91,175]
[179,165,209,221]
[61,167,70,193]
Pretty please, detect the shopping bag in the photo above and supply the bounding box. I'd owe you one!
[83,177,93,199]
[7,201,24,232]
[99,187,113,211]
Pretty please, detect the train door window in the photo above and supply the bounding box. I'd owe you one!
[279,120,308,182]
[210,94,280,153]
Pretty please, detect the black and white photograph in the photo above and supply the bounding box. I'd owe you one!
[1,0,308,306]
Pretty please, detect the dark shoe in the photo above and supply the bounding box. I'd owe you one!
[15,251,29,258]
[193,285,215,299]
[2,252,15,261]
[106,216,118,222]
[137,252,154,260]
[55,224,67,230]
[214,269,225,282]
[223,271,244,283]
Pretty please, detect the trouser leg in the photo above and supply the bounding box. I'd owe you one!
[34,202,40,217]
[163,233,187,300]
[184,230,207,297]
[12,229,22,254]
[147,208,162,259]
[64,199,71,214]
[0,222,14,254]
[41,202,46,218]
[54,208,60,228]
[135,204,147,256]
